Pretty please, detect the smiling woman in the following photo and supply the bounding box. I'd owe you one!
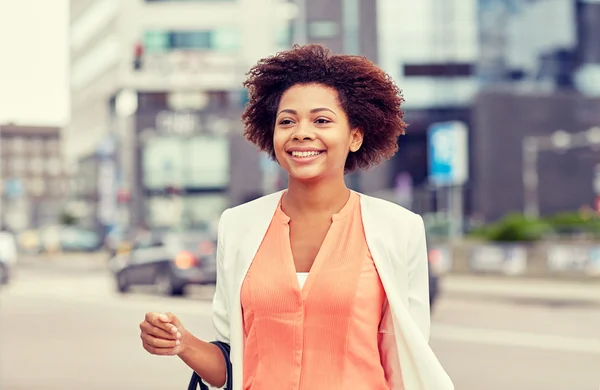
[140,44,454,390]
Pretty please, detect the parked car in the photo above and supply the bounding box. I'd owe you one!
[428,259,440,310]
[0,231,18,285]
[60,226,102,252]
[35,225,101,253]
[109,231,217,296]
[427,246,447,311]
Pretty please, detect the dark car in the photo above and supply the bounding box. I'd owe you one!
[0,231,17,285]
[0,260,10,285]
[427,245,446,311]
[428,259,440,310]
[109,232,217,296]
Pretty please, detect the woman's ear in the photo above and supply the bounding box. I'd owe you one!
[350,128,364,152]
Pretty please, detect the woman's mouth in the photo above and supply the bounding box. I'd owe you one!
[289,150,324,158]
[287,150,325,164]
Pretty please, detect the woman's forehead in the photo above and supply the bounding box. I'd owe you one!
[278,83,341,110]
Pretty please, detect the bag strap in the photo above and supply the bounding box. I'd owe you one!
[188,341,232,390]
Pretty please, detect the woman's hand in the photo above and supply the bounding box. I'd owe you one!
[140,312,187,356]
[141,312,227,387]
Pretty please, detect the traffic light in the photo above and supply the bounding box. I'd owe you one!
[133,42,144,71]
[166,186,182,195]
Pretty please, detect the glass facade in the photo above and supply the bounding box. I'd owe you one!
[143,28,240,52]
[477,0,577,85]
[141,134,230,191]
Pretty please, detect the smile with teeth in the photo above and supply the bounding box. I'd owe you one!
[290,151,323,158]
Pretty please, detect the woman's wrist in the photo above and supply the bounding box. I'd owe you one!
[176,334,227,388]
[176,329,197,359]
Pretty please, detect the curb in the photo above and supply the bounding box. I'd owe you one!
[441,275,600,306]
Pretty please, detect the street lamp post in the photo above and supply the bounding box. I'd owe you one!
[114,88,139,228]
[522,137,540,218]
[522,126,600,218]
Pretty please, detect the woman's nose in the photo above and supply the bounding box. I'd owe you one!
[292,120,315,140]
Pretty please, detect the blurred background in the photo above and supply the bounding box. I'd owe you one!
[1,0,600,389]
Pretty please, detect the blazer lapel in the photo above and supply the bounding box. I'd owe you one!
[359,193,409,305]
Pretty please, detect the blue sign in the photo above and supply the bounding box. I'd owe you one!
[4,178,24,199]
[428,121,469,186]
[96,134,116,158]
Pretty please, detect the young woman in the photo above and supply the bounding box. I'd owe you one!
[139,44,454,390]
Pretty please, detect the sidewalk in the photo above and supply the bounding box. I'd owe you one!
[16,252,109,273]
[442,274,600,305]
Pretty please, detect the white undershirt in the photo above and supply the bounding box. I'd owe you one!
[296,272,309,288]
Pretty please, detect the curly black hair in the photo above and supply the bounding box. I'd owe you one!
[241,44,407,173]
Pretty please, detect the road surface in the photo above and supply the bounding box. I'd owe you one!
[1,266,599,390]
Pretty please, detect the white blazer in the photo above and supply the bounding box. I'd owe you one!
[207,191,454,390]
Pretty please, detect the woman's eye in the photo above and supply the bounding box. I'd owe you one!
[315,118,331,124]
[279,119,294,125]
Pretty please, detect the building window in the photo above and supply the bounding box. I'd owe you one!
[51,181,63,196]
[46,139,60,153]
[30,138,44,154]
[47,158,62,176]
[30,158,45,175]
[11,158,26,175]
[308,21,340,39]
[11,137,25,154]
[61,179,71,195]
[275,23,293,50]
[29,178,46,197]
[143,28,240,52]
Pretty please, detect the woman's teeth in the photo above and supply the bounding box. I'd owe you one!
[291,151,322,158]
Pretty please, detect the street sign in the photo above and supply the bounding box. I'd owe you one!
[4,178,24,199]
[428,121,469,186]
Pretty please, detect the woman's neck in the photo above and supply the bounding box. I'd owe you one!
[283,175,350,216]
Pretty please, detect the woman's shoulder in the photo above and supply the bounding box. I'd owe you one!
[225,191,283,217]
[218,191,284,234]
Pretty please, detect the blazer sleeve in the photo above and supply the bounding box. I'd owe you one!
[212,208,231,344]
[407,213,431,341]
[200,210,232,390]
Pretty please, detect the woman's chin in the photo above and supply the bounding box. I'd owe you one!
[287,166,327,183]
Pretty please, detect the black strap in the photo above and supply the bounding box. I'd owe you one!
[187,341,232,390]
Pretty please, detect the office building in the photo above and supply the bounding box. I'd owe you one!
[472,0,600,220]
[0,124,69,231]
[68,0,296,230]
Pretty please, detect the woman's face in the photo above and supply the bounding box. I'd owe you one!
[273,83,363,182]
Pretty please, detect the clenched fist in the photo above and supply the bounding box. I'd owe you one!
[140,312,187,356]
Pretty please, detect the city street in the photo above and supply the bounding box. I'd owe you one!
[1,265,599,390]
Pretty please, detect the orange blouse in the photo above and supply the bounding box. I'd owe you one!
[240,192,391,390]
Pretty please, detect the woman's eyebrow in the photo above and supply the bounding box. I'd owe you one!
[310,107,337,116]
[276,108,337,116]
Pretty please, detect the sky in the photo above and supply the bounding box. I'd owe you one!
[0,0,69,127]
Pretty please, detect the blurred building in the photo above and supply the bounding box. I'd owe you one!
[72,141,117,235]
[372,0,478,214]
[0,124,69,231]
[296,0,378,61]
[471,0,600,221]
[67,0,296,231]
[473,91,600,221]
